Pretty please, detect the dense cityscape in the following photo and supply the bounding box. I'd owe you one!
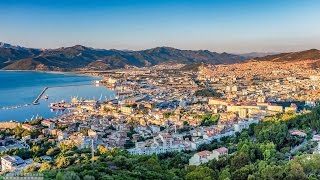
[1,59,320,179]
[2,0,320,179]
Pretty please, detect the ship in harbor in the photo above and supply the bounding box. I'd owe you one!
[49,101,69,110]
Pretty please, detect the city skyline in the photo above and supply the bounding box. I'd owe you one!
[1,0,320,53]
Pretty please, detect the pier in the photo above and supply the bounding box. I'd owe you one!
[0,83,95,111]
[33,87,48,104]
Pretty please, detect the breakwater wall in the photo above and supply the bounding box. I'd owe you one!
[33,87,48,104]
[0,83,93,110]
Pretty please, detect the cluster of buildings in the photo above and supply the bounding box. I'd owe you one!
[198,63,320,104]
[2,62,318,173]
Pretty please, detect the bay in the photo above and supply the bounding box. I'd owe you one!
[0,71,115,121]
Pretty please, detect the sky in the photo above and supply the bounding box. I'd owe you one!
[1,0,320,53]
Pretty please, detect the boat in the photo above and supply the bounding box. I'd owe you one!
[50,102,67,110]
[44,95,49,100]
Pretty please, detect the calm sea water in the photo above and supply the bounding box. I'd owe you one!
[0,71,115,121]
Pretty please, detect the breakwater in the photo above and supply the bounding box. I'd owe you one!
[0,83,92,110]
[33,87,48,104]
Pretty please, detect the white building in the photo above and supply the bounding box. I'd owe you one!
[189,147,228,166]
[1,155,24,172]
[127,133,186,155]
[41,120,55,129]
[234,118,260,132]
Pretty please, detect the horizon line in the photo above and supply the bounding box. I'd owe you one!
[1,41,318,55]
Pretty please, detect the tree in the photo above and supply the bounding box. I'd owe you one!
[145,156,162,172]
[56,156,70,169]
[201,114,219,126]
[194,88,222,97]
[46,147,61,157]
[23,164,38,173]
[97,145,108,155]
[56,172,65,180]
[219,168,231,180]
[83,175,95,180]
[231,152,250,170]
[58,142,76,153]
[259,142,276,160]
[232,165,255,180]
[31,145,41,157]
[254,122,288,148]
[260,165,285,179]
[39,161,52,172]
[64,171,80,180]
[285,162,307,180]
[185,166,214,180]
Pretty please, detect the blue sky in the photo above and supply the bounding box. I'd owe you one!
[1,0,320,53]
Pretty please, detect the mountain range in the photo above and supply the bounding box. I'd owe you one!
[0,42,319,71]
[0,43,246,71]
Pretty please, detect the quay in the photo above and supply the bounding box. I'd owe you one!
[33,87,48,105]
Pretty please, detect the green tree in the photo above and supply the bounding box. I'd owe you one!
[83,175,95,180]
[259,142,276,160]
[231,152,250,170]
[260,165,285,179]
[64,171,80,180]
[219,168,231,180]
[285,162,307,180]
[185,166,214,180]
[56,172,65,180]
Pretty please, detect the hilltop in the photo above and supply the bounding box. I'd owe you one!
[253,49,320,62]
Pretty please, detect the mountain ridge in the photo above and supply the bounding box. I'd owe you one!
[252,49,320,62]
[1,44,247,71]
[1,42,320,71]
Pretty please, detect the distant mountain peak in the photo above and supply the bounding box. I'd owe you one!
[0,42,26,50]
[71,45,88,49]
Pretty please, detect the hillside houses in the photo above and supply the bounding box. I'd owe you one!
[189,147,228,166]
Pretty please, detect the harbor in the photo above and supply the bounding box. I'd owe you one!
[0,72,115,121]
[0,83,95,111]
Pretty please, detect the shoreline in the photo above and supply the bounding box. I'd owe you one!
[0,71,112,122]
[0,69,102,78]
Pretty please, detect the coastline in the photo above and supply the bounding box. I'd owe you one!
[0,69,102,78]
[0,71,113,122]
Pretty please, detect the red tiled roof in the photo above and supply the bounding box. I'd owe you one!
[22,124,33,129]
[42,120,53,124]
[197,150,212,156]
[215,147,228,154]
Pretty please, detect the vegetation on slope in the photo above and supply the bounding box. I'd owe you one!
[2,108,320,179]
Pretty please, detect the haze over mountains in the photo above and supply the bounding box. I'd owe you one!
[0,42,319,71]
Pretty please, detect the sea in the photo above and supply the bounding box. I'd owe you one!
[0,71,115,121]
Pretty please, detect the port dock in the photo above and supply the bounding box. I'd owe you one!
[33,87,48,105]
[0,83,94,110]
